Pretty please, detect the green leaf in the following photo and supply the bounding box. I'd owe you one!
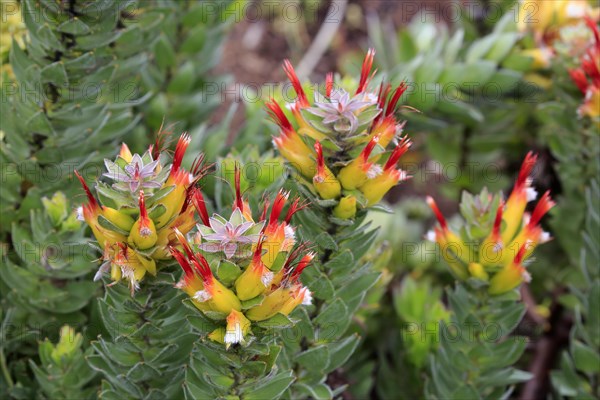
[572,340,600,374]
[57,18,91,35]
[242,371,295,400]
[295,345,330,373]
[325,334,361,373]
[485,33,519,62]
[40,62,68,87]
[295,382,333,400]
[154,35,176,72]
[217,260,242,286]
[255,313,296,329]
[315,232,338,251]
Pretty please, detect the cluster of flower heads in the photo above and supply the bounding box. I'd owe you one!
[517,0,598,40]
[170,168,314,347]
[568,17,600,121]
[0,0,26,84]
[426,153,555,295]
[517,1,599,120]
[76,133,210,294]
[268,49,412,219]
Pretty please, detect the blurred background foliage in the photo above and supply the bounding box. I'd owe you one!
[1,0,598,398]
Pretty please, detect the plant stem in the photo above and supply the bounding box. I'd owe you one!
[0,347,13,389]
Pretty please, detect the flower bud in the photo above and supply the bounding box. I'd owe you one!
[337,136,380,190]
[360,138,411,205]
[235,240,273,301]
[103,207,135,232]
[489,244,530,295]
[244,287,290,321]
[468,262,489,281]
[478,201,504,266]
[223,310,251,347]
[128,191,158,250]
[312,142,341,200]
[333,195,357,219]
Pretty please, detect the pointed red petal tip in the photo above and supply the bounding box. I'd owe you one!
[515,151,538,191]
[325,72,334,98]
[290,251,315,282]
[361,135,380,162]
[269,190,289,226]
[173,228,195,260]
[584,15,600,46]
[233,163,244,212]
[265,99,293,133]
[170,246,194,278]
[528,191,555,228]
[74,170,99,210]
[190,153,209,182]
[285,197,309,224]
[171,133,191,175]
[152,123,173,161]
[259,195,271,222]
[252,236,265,264]
[384,136,411,171]
[191,188,210,226]
[385,81,408,117]
[492,200,504,237]
[371,82,392,126]
[314,141,326,175]
[356,48,376,94]
[569,68,589,93]
[283,59,309,107]
[138,190,150,221]
[426,196,448,231]
[191,253,213,282]
[281,244,309,277]
[514,243,529,265]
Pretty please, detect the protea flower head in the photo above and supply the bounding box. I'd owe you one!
[76,132,210,294]
[170,176,312,347]
[269,49,412,217]
[426,153,554,295]
[103,146,165,194]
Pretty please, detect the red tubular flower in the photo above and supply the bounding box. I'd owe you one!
[283,59,309,108]
[267,99,316,177]
[289,251,315,283]
[75,171,129,246]
[74,170,100,219]
[312,142,341,199]
[337,135,381,190]
[172,229,242,313]
[570,68,589,93]
[325,72,334,98]
[502,191,556,264]
[358,137,412,206]
[356,48,376,94]
[284,197,309,224]
[260,190,290,268]
[479,201,505,265]
[191,187,210,226]
[489,244,530,295]
[502,152,538,243]
[383,136,412,173]
[425,196,472,271]
[528,191,555,229]
[234,238,274,300]
[233,164,253,221]
[385,82,408,117]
